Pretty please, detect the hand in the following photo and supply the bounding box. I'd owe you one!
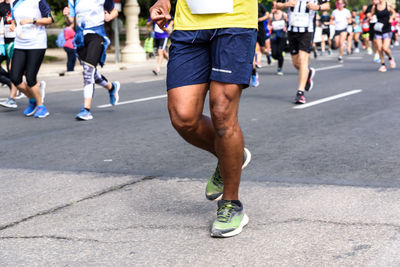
[104,11,113,22]
[20,18,33,25]
[150,0,171,29]
[8,24,15,32]
[63,7,70,17]
[286,0,297,8]
[306,2,319,11]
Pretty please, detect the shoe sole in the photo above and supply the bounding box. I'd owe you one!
[242,148,251,169]
[76,115,93,121]
[113,81,120,105]
[306,68,315,92]
[211,214,249,238]
[35,112,50,118]
[152,70,159,75]
[0,103,17,109]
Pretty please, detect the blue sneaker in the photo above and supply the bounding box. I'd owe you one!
[24,99,37,116]
[109,81,120,106]
[34,105,49,118]
[76,108,93,121]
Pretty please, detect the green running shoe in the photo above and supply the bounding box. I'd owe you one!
[205,148,252,201]
[205,165,223,201]
[211,200,249,238]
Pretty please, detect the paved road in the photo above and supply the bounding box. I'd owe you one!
[1,48,400,265]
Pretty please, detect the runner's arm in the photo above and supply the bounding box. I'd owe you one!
[104,7,118,22]
[150,0,171,29]
[307,1,330,11]
[276,0,297,10]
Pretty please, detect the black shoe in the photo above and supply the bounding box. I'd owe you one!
[305,67,315,92]
[294,91,306,104]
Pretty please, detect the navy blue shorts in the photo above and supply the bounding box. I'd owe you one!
[167,28,257,90]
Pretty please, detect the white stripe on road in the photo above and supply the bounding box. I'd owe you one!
[97,94,167,108]
[134,77,165,83]
[315,65,343,71]
[293,89,362,109]
[70,88,82,92]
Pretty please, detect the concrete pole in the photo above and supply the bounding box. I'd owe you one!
[121,0,146,62]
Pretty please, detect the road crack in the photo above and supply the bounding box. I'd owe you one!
[0,176,155,232]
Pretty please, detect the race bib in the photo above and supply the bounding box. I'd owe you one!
[186,0,233,14]
[291,13,309,27]
[4,25,16,38]
[370,15,378,24]
[362,22,369,30]
[272,20,285,31]
[374,22,384,32]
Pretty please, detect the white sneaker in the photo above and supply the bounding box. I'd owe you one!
[14,91,25,99]
[40,81,46,103]
[0,98,17,109]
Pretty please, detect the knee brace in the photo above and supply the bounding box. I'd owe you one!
[83,63,95,99]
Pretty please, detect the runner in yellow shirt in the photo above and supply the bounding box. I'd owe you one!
[150,0,256,238]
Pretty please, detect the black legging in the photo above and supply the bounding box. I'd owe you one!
[10,48,45,87]
[271,36,285,69]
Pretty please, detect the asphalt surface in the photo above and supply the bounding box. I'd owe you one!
[1,47,400,265]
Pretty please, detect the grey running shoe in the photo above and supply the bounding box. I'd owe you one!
[211,200,249,238]
[205,148,252,201]
[0,98,17,109]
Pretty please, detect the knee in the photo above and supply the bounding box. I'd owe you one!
[10,73,22,87]
[169,106,200,134]
[210,102,236,138]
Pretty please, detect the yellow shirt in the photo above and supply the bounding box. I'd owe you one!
[174,0,258,30]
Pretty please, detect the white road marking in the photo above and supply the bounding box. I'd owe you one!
[347,57,364,60]
[293,89,362,109]
[97,94,167,108]
[134,77,165,83]
[315,65,343,71]
[70,88,83,92]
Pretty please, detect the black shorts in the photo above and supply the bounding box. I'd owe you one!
[77,33,104,67]
[322,28,330,36]
[288,31,313,55]
[154,37,169,50]
[369,23,375,40]
[334,29,347,36]
[257,25,266,46]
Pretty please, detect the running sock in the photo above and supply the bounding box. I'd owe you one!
[85,108,90,112]
[354,42,359,48]
[297,90,304,95]
[29,98,36,104]
[252,69,256,75]
[389,57,392,60]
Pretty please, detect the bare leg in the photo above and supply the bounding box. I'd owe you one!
[168,83,216,156]
[209,81,243,200]
[292,51,310,92]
